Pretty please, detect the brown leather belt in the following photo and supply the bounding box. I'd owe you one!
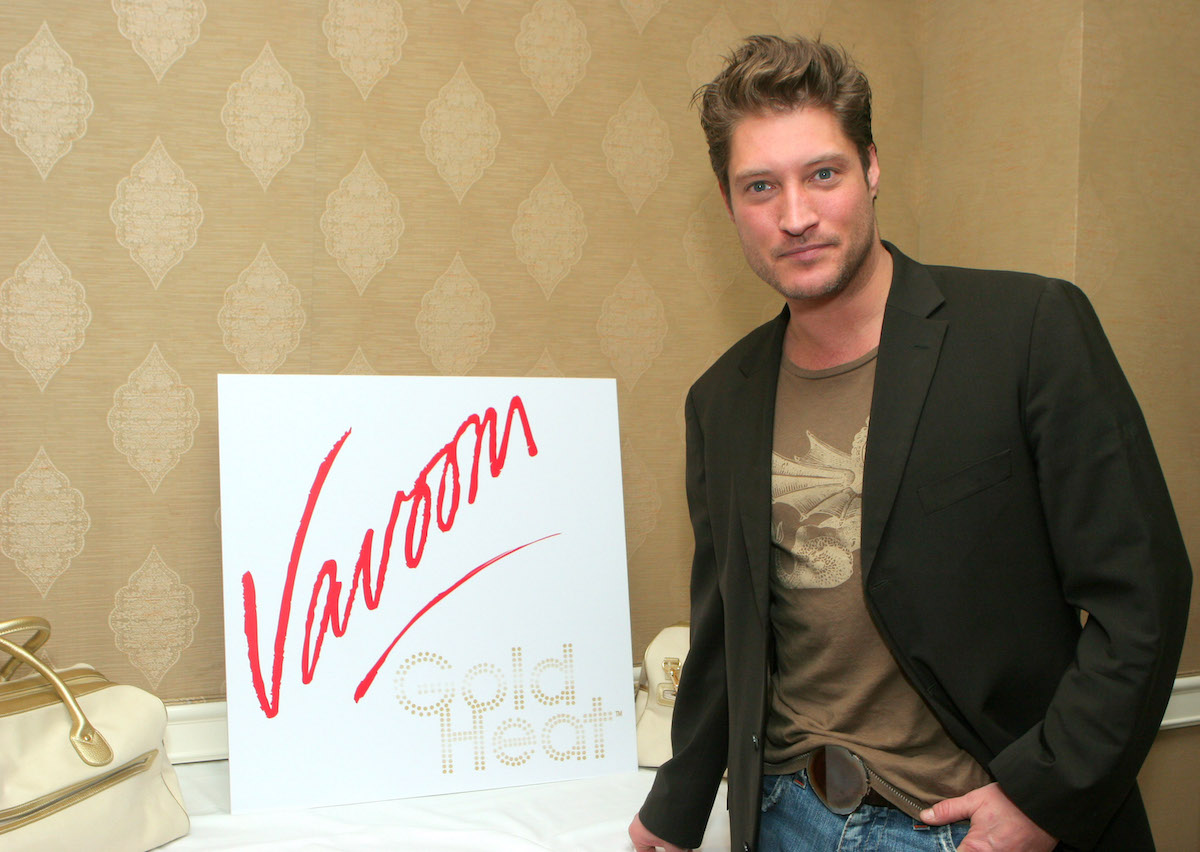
[862,789,900,810]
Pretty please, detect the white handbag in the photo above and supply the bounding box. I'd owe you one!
[633,623,689,768]
[0,617,190,851]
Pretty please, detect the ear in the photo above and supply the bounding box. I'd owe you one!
[865,145,880,200]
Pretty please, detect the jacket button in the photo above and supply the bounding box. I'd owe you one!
[751,734,759,750]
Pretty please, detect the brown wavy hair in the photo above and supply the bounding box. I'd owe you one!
[694,34,874,192]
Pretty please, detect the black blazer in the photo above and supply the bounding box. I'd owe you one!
[639,244,1191,851]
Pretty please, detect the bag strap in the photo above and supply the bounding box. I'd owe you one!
[0,618,114,767]
[0,616,51,681]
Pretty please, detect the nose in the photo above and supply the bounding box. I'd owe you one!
[779,186,817,236]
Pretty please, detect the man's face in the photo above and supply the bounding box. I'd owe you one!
[721,106,880,303]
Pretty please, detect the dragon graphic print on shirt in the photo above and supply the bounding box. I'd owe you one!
[771,418,868,589]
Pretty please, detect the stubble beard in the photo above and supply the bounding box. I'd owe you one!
[749,219,876,304]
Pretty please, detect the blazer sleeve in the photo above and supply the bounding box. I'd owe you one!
[638,388,732,850]
[987,279,1192,849]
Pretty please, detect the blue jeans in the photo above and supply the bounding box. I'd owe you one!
[760,770,971,852]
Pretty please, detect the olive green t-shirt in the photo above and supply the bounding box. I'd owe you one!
[764,348,991,815]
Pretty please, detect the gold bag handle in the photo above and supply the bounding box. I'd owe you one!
[0,617,114,766]
[0,615,50,681]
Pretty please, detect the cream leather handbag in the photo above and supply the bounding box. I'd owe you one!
[633,622,689,768]
[0,617,190,851]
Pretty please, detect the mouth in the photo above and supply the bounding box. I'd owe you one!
[777,242,833,262]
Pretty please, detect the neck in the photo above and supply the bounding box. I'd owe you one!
[783,239,892,370]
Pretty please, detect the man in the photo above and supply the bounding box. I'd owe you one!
[628,34,1190,852]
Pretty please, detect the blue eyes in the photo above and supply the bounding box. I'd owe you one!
[745,169,837,194]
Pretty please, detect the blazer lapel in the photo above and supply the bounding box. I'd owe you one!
[861,245,947,580]
[731,309,787,628]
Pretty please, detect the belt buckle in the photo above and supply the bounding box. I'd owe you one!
[808,744,870,815]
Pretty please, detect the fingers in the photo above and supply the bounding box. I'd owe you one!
[920,783,1058,852]
[628,814,690,852]
[920,792,974,826]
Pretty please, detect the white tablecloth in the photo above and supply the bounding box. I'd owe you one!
[163,762,730,851]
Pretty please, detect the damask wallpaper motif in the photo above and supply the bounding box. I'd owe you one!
[1,237,91,389]
[113,0,206,82]
[0,448,89,596]
[0,23,93,180]
[109,138,204,288]
[320,152,404,293]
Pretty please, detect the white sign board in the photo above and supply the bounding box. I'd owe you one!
[218,375,636,812]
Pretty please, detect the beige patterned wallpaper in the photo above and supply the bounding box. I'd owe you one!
[0,0,924,700]
[0,0,1193,718]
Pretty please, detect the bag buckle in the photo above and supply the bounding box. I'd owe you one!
[656,657,682,705]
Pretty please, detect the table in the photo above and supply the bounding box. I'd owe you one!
[163,761,731,851]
